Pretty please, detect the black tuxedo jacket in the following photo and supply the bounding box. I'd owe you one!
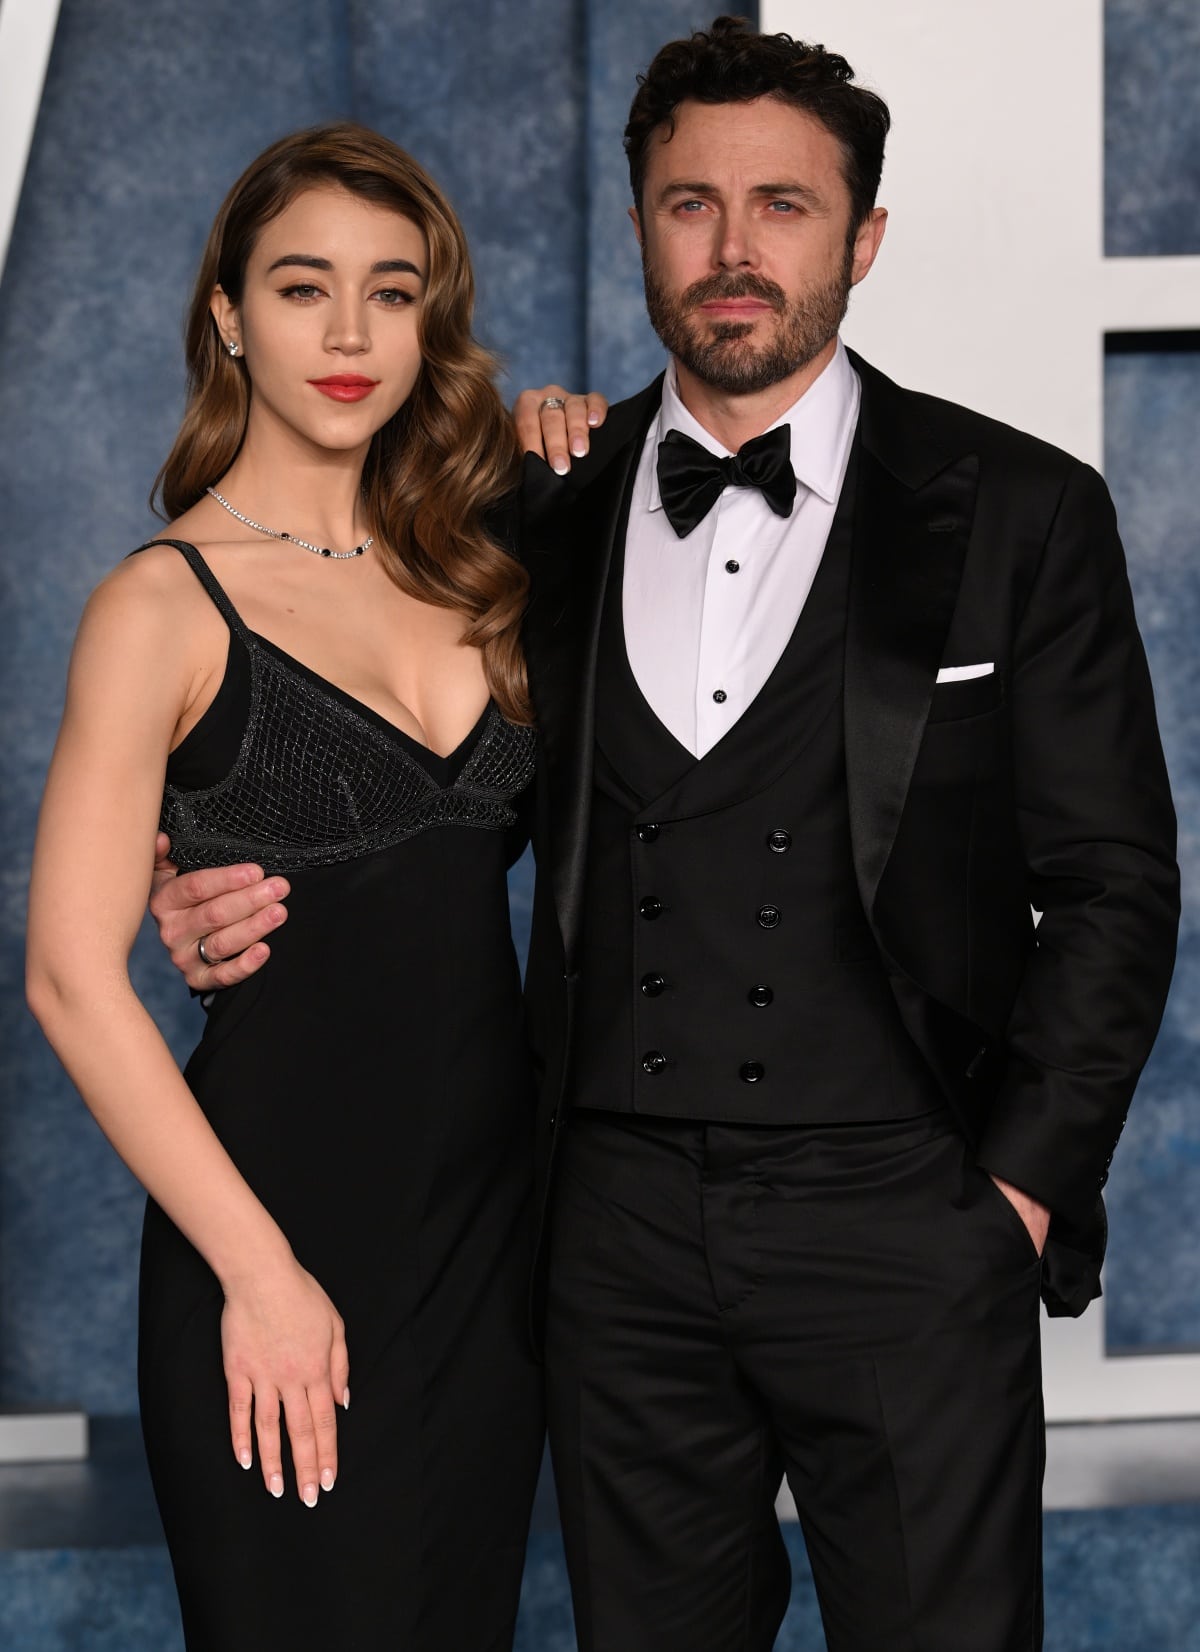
[518,351,1179,1318]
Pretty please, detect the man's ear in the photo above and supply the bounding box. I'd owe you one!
[209,285,240,351]
[628,205,644,250]
[850,207,887,288]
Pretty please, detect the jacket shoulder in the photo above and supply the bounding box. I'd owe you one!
[851,350,1102,500]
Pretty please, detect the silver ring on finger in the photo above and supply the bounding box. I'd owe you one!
[539,395,567,412]
[197,935,218,967]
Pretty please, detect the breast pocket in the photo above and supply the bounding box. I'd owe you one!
[926,669,1004,724]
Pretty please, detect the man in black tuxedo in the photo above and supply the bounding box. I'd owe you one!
[152,18,1178,1651]
[512,18,1178,1652]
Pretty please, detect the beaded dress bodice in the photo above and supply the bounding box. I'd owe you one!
[146,539,536,874]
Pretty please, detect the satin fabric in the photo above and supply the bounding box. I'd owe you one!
[656,425,797,538]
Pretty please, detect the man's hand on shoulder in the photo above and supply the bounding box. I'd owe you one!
[989,1174,1051,1257]
[514,385,608,476]
[150,832,288,991]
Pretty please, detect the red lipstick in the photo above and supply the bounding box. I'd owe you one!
[308,374,378,403]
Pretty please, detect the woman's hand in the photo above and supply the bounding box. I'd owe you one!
[514,385,608,475]
[221,1256,351,1507]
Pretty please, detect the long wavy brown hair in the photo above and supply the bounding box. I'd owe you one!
[153,123,530,722]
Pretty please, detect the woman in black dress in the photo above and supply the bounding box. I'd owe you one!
[27,124,546,1650]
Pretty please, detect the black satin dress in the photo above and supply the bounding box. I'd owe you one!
[136,540,543,1651]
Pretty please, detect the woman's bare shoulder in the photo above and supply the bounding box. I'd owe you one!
[84,529,228,657]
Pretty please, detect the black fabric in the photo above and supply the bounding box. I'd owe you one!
[547,1109,1045,1652]
[141,540,536,874]
[656,425,796,537]
[136,540,544,1650]
[571,441,941,1125]
[165,626,251,793]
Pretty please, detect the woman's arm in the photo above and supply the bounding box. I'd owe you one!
[26,558,349,1507]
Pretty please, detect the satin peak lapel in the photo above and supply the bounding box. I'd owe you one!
[844,443,979,918]
[521,385,659,966]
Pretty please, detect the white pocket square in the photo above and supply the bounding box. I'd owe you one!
[936,662,994,684]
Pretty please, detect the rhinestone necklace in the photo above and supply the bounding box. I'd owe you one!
[206,486,373,560]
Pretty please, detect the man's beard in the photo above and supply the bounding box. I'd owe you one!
[642,241,855,396]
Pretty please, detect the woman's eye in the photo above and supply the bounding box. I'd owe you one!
[279,283,322,301]
[374,288,415,306]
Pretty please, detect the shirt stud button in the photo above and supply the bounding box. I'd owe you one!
[713,689,728,704]
[725,560,740,574]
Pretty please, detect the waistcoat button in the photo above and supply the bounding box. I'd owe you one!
[642,1050,667,1074]
[636,823,661,843]
[756,904,781,929]
[767,829,792,853]
[640,897,663,920]
[641,973,666,997]
[739,1061,765,1084]
[748,984,774,1007]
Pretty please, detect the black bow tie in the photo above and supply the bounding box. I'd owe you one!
[656,425,797,538]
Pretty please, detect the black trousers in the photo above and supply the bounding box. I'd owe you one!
[545,1109,1045,1652]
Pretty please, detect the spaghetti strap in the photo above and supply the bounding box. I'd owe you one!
[132,537,252,640]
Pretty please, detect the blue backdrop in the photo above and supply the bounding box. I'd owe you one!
[0,0,1196,1417]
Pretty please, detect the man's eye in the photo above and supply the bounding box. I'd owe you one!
[677,200,707,214]
[768,201,797,213]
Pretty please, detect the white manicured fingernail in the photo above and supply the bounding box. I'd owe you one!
[342,1387,350,1411]
[302,1483,318,1508]
[552,458,569,476]
[571,438,586,456]
[587,412,601,425]
[321,1468,335,1491]
[269,1473,284,1498]
[238,1448,252,1470]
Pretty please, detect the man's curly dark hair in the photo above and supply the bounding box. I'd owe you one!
[624,16,891,230]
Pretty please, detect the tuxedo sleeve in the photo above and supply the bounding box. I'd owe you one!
[975,461,1179,1226]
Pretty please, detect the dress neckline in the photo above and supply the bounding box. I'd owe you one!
[248,630,494,782]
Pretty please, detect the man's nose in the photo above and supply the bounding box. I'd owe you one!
[715,210,758,269]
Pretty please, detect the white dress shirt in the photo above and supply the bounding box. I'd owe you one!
[623,339,861,758]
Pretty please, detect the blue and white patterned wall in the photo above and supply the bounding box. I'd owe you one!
[1100,0,1200,1352]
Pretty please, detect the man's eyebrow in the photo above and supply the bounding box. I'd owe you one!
[750,182,825,207]
[659,182,720,202]
[265,254,426,278]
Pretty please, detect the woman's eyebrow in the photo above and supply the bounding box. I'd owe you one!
[264,253,425,278]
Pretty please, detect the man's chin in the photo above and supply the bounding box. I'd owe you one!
[676,338,789,395]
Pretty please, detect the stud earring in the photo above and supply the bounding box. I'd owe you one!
[226,339,240,358]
